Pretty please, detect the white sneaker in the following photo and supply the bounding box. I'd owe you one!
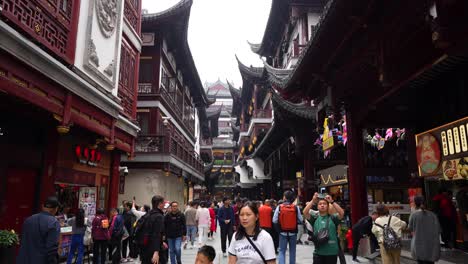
[223,253,227,257]
[189,245,193,249]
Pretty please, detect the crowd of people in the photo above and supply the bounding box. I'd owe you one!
[14,190,449,264]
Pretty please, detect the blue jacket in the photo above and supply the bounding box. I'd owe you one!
[16,211,60,264]
[217,205,235,227]
[110,214,124,238]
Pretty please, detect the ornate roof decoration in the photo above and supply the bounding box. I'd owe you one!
[206,104,223,119]
[227,80,241,100]
[250,0,290,57]
[262,60,293,88]
[142,0,193,22]
[235,55,264,80]
[270,90,316,120]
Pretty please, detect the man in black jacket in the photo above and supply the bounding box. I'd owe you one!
[351,212,378,262]
[164,201,186,264]
[122,201,137,261]
[141,195,167,264]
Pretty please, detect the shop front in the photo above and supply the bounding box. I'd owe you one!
[416,116,468,249]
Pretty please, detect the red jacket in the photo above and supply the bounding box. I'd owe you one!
[92,214,109,241]
[209,208,217,232]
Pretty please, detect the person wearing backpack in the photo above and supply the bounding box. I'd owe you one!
[109,208,125,264]
[303,192,344,264]
[272,190,303,264]
[141,195,166,264]
[371,204,407,264]
[91,208,109,264]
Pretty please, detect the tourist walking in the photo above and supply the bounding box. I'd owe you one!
[258,199,274,243]
[303,192,345,264]
[208,202,217,240]
[17,196,61,264]
[141,195,167,264]
[432,188,457,249]
[196,201,211,247]
[184,201,198,249]
[66,208,86,264]
[228,201,276,264]
[165,201,186,264]
[109,208,124,264]
[273,190,303,264]
[92,208,110,264]
[408,196,441,264]
[122,201,137,262]
[372,204,407,264]
[351,212,378,262]
[218,197,235,257]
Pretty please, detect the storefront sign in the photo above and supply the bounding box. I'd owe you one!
[369,203,411,215]
[416,116,468,177]
[442,158,468,180]
[416,134,441,176]
[318,165,348,187]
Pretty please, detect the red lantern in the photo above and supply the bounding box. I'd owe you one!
[96,151,102,162]
[90,149,96,162]
[83,148,89,160]
[75,145,82,159]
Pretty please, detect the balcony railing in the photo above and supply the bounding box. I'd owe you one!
[138,83,195,135]
[138,83,153,94]
[135,134,204,174]
[1,0,79,64]
[124,0,141,35]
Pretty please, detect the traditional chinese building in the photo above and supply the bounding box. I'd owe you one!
[0,0,142,233]
[251,0,468,237]
[200,80,237,200]
[120,0,213,205]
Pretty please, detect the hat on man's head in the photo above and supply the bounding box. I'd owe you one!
[44,196,60,208]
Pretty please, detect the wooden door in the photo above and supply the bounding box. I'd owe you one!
[0,168,37,233]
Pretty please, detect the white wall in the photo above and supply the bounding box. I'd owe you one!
[308,13,321,39]
[74,0,124,96]
[246,158,269,179]
[118,169,185,207]
[195,108,201,154]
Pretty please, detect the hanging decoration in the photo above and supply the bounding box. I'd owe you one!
[364,128,406,149]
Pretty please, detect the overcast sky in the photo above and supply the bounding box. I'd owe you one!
[142,0,271,88]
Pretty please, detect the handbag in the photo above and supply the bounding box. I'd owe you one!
[245,234,267,264]
[312,216,330,247]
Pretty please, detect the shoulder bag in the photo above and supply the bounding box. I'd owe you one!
[245,234,267,264]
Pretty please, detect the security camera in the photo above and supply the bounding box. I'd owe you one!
[119,166,129,176]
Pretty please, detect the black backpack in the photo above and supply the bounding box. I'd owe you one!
[133,213,151,246]
[374,215,402,250]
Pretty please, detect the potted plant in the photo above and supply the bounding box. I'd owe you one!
[0,229,19,263]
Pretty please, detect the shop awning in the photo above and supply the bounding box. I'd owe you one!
[318,164,348,187]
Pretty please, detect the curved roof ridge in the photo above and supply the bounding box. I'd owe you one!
[247,40,261,54]
[142,0,193,21]
[235,55,264,79]
[227,79,241,99]
[270,90,316,120]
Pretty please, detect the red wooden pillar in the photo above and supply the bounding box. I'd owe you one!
[108,150,121,210]
[346,109,368,224]
[39,128,60,206]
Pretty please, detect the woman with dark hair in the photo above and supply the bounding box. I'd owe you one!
[67,208,86,264]
[228,201,276,264]
[372,204,407,264]
[303,192,344,264]
[408,196,441,264]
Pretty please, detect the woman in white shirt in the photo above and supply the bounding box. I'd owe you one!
[196,202,211,247]
[228,201,276,264]
[131,200,150,221]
